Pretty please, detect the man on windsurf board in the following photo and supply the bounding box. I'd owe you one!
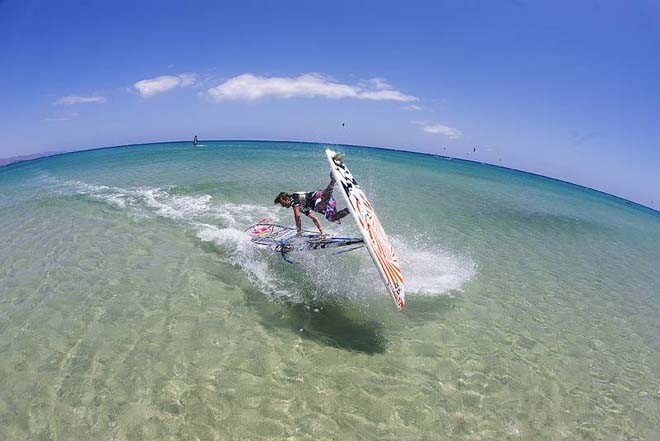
[274,174,350,236]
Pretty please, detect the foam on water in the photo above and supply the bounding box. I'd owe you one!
[59,179,294,296]
[194,222,299,301]
[393,236,477,296]
[61,179,276,223]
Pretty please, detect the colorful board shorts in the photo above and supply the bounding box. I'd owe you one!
[312,190,338,222]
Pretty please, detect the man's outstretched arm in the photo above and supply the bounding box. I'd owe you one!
[306,212,324,235]
[293,206,303,235]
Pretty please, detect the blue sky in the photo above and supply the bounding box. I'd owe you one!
[1,0,659,207]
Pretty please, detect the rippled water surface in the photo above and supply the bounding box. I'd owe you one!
[0,141,658,440]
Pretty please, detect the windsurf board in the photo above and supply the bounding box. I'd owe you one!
[325,149,405,310]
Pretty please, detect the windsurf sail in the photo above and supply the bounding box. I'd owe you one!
[246,220,364,257]
[325,149,405,310]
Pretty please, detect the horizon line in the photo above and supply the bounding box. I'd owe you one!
[1,138,658,215]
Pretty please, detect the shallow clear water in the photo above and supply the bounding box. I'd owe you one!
[0,141,658,440]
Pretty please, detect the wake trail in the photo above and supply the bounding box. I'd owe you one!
[54,178,477,304]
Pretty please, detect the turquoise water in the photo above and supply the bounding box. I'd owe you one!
[1,141,658,440]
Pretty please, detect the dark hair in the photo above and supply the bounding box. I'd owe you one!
[274,192,288,204]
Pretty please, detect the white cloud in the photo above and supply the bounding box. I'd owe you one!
[402,104,423,111]
[358,89,416,101]
[359,77,392,90]
[133,73,196,98]
[413,120,462,139]
[54,95,106,105]
[423,124,462,139]
[207,73,417,102]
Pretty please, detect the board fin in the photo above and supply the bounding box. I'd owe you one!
[332,152,346,162]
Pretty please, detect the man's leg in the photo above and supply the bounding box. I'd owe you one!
[332,208,350,222]
[319,176,336,211]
